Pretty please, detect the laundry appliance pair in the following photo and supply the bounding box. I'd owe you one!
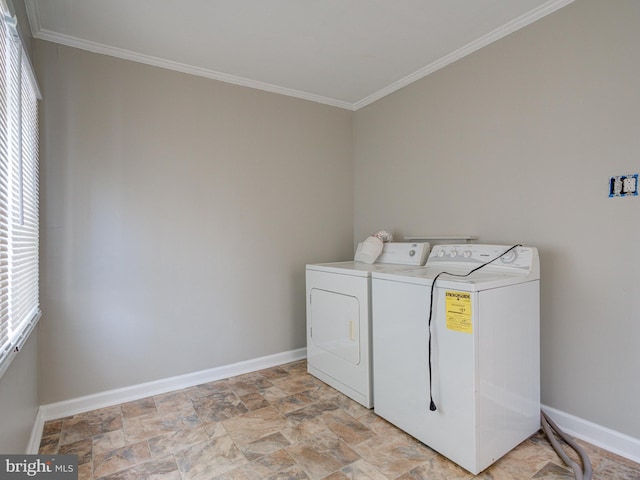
[306,242,540,475]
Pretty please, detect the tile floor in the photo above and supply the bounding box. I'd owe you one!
[39,360,640,480]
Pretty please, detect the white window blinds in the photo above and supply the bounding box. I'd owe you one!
[0,7,41,380]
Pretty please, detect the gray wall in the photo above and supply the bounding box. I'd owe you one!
[35,41,354,403]
[354,0,639,439]
[0,331,39,453]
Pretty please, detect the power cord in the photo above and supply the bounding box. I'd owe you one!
[424,244,593,480]
[427,244,521,410]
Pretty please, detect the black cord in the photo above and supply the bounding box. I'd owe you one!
[427,244,522,412]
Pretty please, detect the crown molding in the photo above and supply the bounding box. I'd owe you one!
[32,29,355,110]
[24,0,353,110]
[24,0,575,111]
[353,0,575,110]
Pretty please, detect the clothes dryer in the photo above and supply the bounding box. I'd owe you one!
[371,244,540,474]
[306,242,429,408]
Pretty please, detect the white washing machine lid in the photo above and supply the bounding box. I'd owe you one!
[307,261,424,277]
[371,245,540,292]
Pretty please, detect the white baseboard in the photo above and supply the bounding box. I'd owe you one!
[541,404,640,464]
[26,408,46,454]
[28,348,306,453]
[27,351,640,466]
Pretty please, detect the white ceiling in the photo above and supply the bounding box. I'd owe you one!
[24,0,574,110]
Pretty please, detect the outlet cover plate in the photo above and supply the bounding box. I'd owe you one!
[609,174,638,197]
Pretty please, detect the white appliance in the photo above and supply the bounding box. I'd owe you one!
[371,244,540,474]
[306,242,430,408]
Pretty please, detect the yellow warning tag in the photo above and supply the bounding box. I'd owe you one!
[445,291,472,333]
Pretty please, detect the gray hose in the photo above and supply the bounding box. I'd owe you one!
[540,410,593,480]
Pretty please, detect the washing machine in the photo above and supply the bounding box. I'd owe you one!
[371,244,540,474]
[306,242,430,408]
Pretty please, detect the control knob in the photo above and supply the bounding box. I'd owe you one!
[501,250,517,263]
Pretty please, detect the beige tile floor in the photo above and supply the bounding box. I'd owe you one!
[39,360,640,480]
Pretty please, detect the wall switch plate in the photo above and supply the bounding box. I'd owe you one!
[609,174,638,197]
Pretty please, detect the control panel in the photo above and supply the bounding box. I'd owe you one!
[376,242,430,266]
[427,244,534,272]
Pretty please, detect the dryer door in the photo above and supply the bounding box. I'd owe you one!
[306,267,372,407]
[309,288,360,365]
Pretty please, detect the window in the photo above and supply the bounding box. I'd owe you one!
[0,6,41,379]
